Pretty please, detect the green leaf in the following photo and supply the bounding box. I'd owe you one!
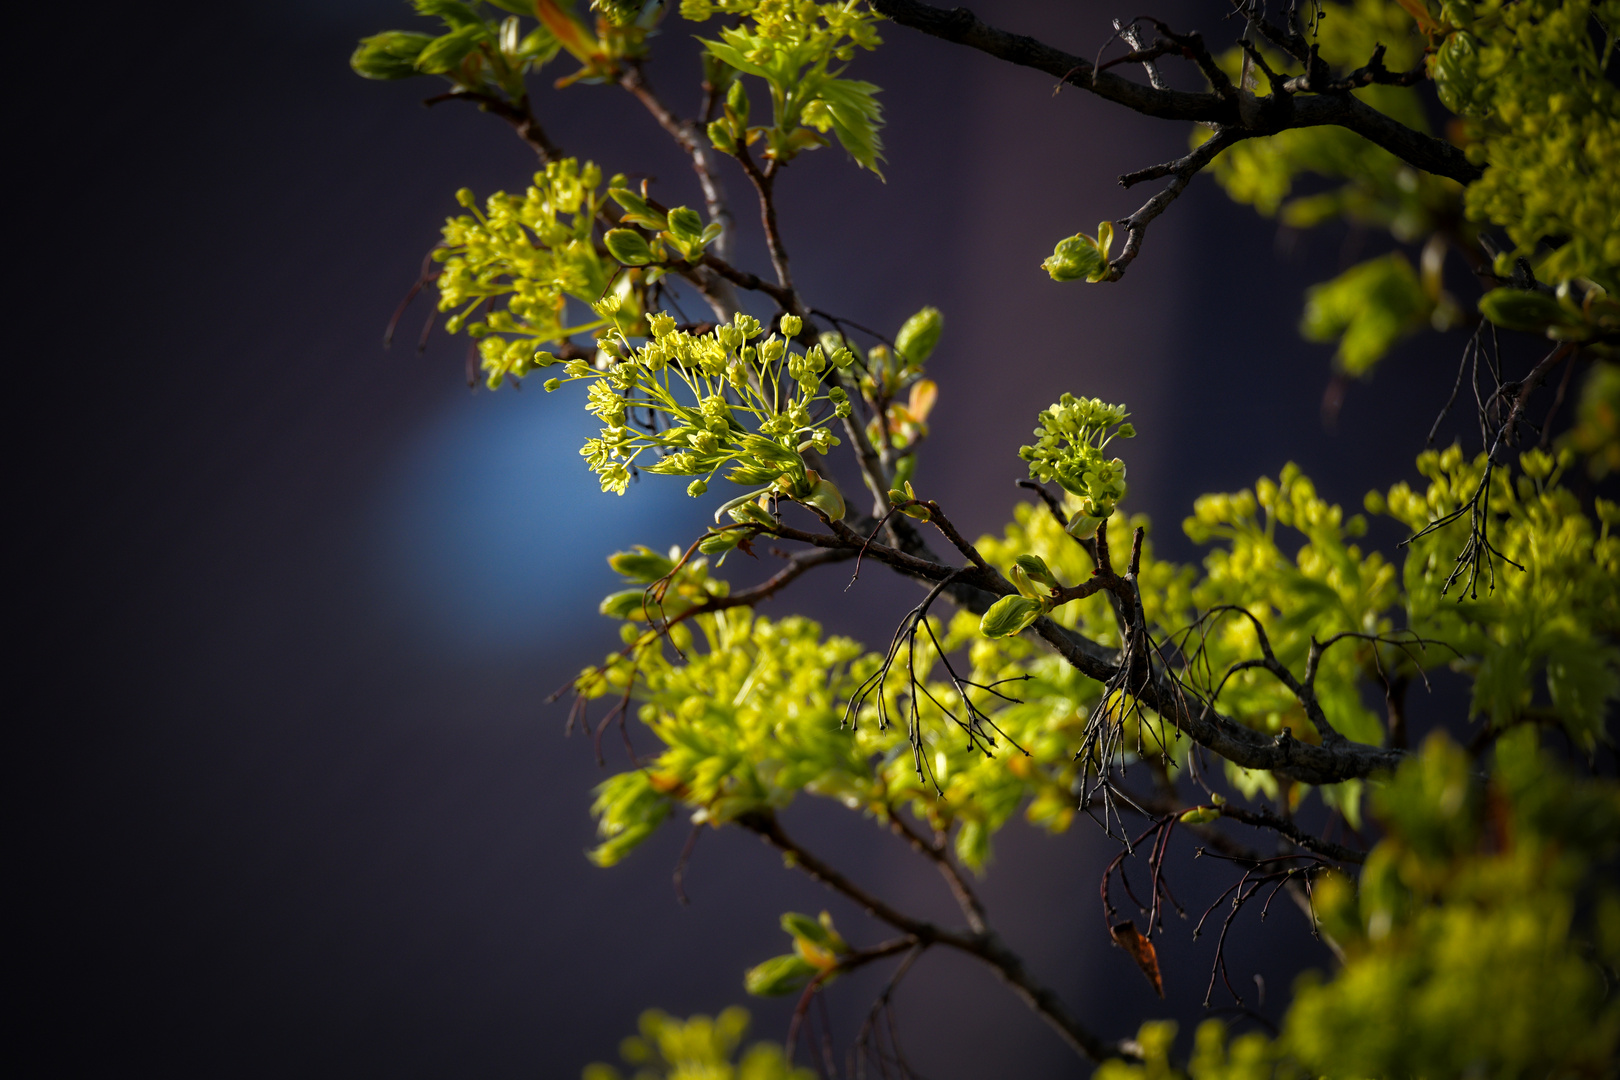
[1300,253,1429,376]
[599,588,649,620]
[414,24,487,74]
[607,187,668,232]
[809,76,885,177]
[779,911,846,956]
[604,228,656,266]
[699,38,771,81]
[411,0,486,29]
[666,206,704,240]
[743,953,818,996]
[1478,287,1581,334]
[350,31,435,79]
[608,546,676,584]
[588,771,671,867]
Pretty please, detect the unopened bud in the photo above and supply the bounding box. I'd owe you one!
[979,595,1043,639]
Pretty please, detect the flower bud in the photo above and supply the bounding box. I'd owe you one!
[779,313,803,337]
[1042,223,1115,283]
[1014,553,1058,590]
[707,119,737,154]
[980,595,1044,639]
[894,306,943,365]
[1066,514,1104,540]
[1478,287,1579,333]
[544,378,562,392]
[726,78,750,126]
[687,478,709,497]
[698,529,742,554]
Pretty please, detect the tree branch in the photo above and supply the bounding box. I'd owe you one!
[867,0,1481,185]
[886,807,988,934]
[1214,803,1367,864]
[733,144,800,307]
[421,88,562,163]
[738,810,1131,1063]
[617,63,739,266]
[1108,128,1244,280]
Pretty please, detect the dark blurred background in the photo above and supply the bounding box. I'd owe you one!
[18,1,1496,1075]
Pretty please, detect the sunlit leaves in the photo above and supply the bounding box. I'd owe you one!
[583,1007,811,1080]
[1372,446,1620,750]
[1300,253,1432,376]
[687,0,886,174]
[1434,0,1620,294]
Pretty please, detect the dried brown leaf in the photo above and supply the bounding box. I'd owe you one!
[1110,920,1165,998]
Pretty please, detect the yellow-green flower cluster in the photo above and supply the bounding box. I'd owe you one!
[1017,394,1135,539]
[433,159,639,389]
[1433,0,1620,291]
[547,311,852,499]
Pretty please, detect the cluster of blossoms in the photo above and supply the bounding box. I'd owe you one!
[432,159,641,389]
[1431,0,1620,292]
[544,311,854,511]
[1018,394,1135,539]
